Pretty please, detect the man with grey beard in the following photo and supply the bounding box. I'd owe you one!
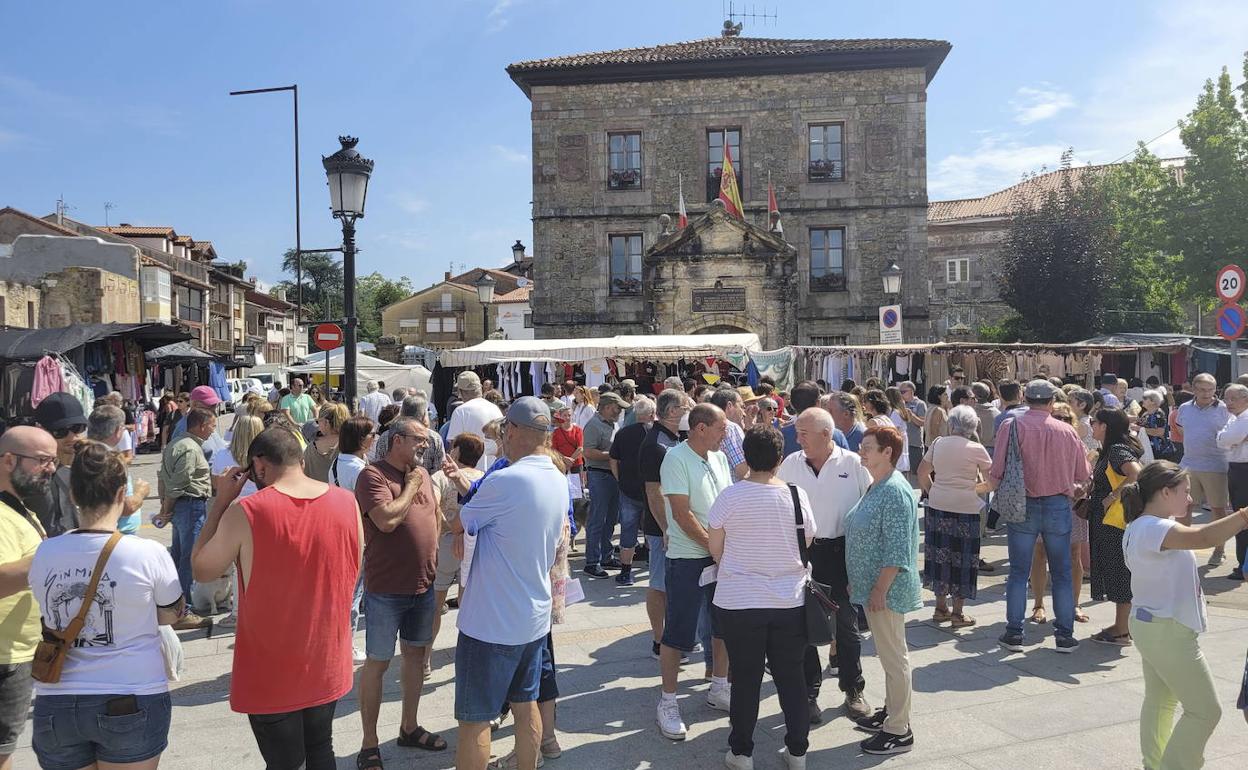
[0,426,57,769]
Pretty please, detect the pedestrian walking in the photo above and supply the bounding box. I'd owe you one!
[303,403,348,483]
[1215,383,1248,581]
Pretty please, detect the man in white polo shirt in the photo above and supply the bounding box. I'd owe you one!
[446,371,503,470]
[778,408,872,725]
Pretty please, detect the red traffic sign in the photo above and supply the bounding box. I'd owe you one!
[313,323,344,351]
[1217,264,1246,304]
[1216,304,1246,341]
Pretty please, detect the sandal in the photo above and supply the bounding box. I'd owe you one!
[950,613,977,628]
[489,750,545,769]
[1028,607,1048,624]
[357,747,384,769]
[1074,608,1090,623]
[1090,629,1133,647]
[541,736,563,759]
[932,608,952,623]
[398,726,448,752]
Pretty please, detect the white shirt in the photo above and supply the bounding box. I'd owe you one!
[358,390,391,424]
[776,445,871,539]
[709,481,815,610]
[210,448,258,497]
[30,532,182,695]
[447,397,504,470]
[1215,408,1248,464]
[334,454,368,492]
[1123,516,1207,633]
[572,404,596,429]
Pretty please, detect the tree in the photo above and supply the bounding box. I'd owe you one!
[278,248,343,319]
[1171,59,1248,294]
[356,272,413,341]
[998,172,1116,342]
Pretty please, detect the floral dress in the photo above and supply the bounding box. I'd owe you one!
[1141,409,1176,460]
[1089,442,1141,604]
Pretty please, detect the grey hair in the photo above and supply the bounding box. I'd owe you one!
[387,416,423,439]
[656,389,687,420]
[796,406,834,434]
[758,397,778,412]
[366,380,378,392]
[663,376,684,392]
[946,404,981,439]
[1141,389,1166,405]
[87,405,125,443]
[632,395,656,421]
[827,391,860,419]
[1193,372,1217,386]
[400,394,429,424]
[1223,384,1248,402]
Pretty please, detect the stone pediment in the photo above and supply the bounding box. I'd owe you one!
[646,203,796,261]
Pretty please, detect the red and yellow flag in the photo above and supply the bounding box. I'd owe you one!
[718,140,744,219]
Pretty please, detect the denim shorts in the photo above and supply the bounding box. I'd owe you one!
[618,495,645,550]
[0,662,31,753]
[454,632,545,722]
[662,556,719,652]
[32,692,171,770]
[364,590,437,661]
[646,534,667,593]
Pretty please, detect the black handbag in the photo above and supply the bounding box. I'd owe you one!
[789,483,838,645]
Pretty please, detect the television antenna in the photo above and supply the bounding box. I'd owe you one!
[721,0,778,35]
[104,201,116,226]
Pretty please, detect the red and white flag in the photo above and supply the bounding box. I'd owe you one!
[678,174,688,229]
[768,173,783,235]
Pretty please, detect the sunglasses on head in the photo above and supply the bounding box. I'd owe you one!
[50,425,85,440]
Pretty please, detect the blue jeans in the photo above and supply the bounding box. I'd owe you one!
[364,590,437,661]
[454,632,545,723]
[617,494,644,551]
[1006,495,1075,639]
[585,470,620,568]
[172,497,207,602]
[33,693,171,770]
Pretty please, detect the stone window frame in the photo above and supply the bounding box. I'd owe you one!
[608,232,644,296]
[706,127,744,202]
[946,258,970,284]
[808,226,847,293]
[606,130,643,191]
[807,122,846,182]
[809,334,849,346]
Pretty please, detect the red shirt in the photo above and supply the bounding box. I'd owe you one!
[990,409,1091,498]
[232,485,359,714]
[354,461,439,594]
[552,425,583,473]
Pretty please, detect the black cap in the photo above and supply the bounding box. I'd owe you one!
[33,392,87,432]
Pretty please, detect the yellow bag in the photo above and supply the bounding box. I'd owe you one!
[1104,463,1127,530]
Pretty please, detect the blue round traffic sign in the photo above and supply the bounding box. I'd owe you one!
[882,309,899,328]
[1216,304,1246,341]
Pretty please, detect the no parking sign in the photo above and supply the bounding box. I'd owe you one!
[879,304,903,344]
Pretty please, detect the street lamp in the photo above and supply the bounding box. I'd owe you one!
[475,272,496,343]
[322,135,374,410]
[880,259,903,296]
[511,240,526,264]
[878,258,904,344]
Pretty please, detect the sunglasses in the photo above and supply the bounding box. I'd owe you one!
[50,425,85,440]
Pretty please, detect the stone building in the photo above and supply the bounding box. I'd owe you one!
[381,267,521,350]
[507,29,950,346]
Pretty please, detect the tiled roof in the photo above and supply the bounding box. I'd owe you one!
[446,267,521,295]
[492,285,531,304]
[509,36,949,71]
[101,225,178,238]
[0,207,81,237]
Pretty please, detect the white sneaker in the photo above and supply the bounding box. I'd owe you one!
[781,748,806,769]
[352,646,367,663]
[707,682,732,711]
[724,749,754,769]
[656,697,687,740]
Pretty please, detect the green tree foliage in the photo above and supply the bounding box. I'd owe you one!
[276,248,343,319]
[1171,61,1248,292]
[998,173,1115,342]
[356,272,413,341]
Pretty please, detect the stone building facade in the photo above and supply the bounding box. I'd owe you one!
[40,267,140,327]
[508,33,950,346]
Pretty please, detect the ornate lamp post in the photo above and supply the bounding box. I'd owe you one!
[322,136,373,410]
[880,259,903,296]
[475,272,496,343]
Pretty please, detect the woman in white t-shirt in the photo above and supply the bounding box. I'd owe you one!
[708,424,815,769]
[29,441,183,769]
[1121,460,1248,770]
[334,415,375,662]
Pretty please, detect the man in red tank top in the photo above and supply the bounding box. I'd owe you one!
[192,427,363,770]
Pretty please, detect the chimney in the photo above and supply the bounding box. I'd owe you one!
[445,271,451,281]
[275,287,287,302]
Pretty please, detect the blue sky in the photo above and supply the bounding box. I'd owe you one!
[2,0,1244,292]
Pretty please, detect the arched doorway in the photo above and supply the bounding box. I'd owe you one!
[693,324,750,334]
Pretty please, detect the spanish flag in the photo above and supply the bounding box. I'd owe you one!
[718,140,744,219]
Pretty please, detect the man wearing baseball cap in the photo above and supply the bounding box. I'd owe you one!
[446,371,503,470]
[25,392,88,536]
[450,396,568,770]
[989,379,1091,654]
[583,391,627,578]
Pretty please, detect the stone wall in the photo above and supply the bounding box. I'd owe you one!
[529,66,932,342]
[41,267,140,327]
[926,219,1012,336]
[0,281,40,327]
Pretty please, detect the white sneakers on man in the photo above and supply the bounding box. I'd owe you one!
[656,696,687,740]
[725,749,754,769]
[781,747,807,769]
[706,681,732,711]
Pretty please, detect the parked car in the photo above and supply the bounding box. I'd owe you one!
[224,378,263,411]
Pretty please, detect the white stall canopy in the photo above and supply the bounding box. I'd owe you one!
[286,349,431,392]
[439,333,761,367]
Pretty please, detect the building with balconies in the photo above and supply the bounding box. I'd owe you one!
[381,267,521,349]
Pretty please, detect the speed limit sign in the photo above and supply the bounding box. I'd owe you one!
[1217,264,1246,303]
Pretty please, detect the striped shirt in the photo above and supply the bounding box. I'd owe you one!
[708,481,815,610]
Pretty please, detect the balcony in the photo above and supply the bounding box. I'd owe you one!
[422,300,466,313]
[208,339,232,355]
[810,272,847,293]
[145,248,210,285]
[210,300,230,317]
[423,330,467,344]
[608,168,641,190]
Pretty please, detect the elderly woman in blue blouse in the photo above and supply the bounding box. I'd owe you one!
[845,424,921,756]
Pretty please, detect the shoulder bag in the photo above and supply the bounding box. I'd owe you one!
[32,530,123,683]
[789,484,838,646]
[994,419,1028,524]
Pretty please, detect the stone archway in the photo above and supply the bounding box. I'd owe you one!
[693,324,750,335]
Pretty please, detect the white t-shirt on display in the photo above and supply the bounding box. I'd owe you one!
[30,532,182,696]
[447,397,504,470]
[1123,515,1207,634]
[708,481,815,611]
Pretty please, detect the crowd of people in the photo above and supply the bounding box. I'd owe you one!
[0,366,1246,769]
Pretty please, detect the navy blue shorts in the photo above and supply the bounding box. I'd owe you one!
[454,632,545,723]
[661,556,719,652]
[33,692,171,770]
[364,590,437,660]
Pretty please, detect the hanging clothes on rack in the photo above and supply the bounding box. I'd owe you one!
[31,356,64,408]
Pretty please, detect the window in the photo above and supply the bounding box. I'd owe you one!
[398,319,421,329]
[707,128,742,201]
[440,293,453,310]
[425,317,458,334]
[523,312,533,329]
[176,286,203,323]
[809,228,846,292]
[609,234,643,296]
[27,301,35,329]
[946,258,970,284]
[809,335,849,346]
[608,132,642,189]
[0,297,6,325]
[809,123,844,181]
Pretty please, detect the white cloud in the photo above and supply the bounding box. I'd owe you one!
[393,194,430,215]
[490,144,529,163]
[1011,85,1074,125]
[929,134,1096,200]
[486,0,520,33]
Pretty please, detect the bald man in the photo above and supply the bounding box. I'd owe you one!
[0,426,55,769]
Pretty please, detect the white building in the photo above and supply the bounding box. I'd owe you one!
[493,284,533,340]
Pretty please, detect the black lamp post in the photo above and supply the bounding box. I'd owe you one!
[475,272,496,343]
[511,240,526,264]
[880,259,903,297]
[322,135,374,410]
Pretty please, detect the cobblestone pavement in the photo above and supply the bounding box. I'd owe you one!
[14,449,1248,769]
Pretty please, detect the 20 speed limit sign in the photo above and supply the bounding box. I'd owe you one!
[1217,264,1246,304]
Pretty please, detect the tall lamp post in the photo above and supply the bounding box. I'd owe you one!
[475,273,496,342]
[322,136,374,410]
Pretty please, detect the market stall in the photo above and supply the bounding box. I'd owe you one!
[285,349,432,394]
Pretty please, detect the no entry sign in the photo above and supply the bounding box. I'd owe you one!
[1217,264,1246,304]
[1216,304,1246,341]
[314,323,344,351]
